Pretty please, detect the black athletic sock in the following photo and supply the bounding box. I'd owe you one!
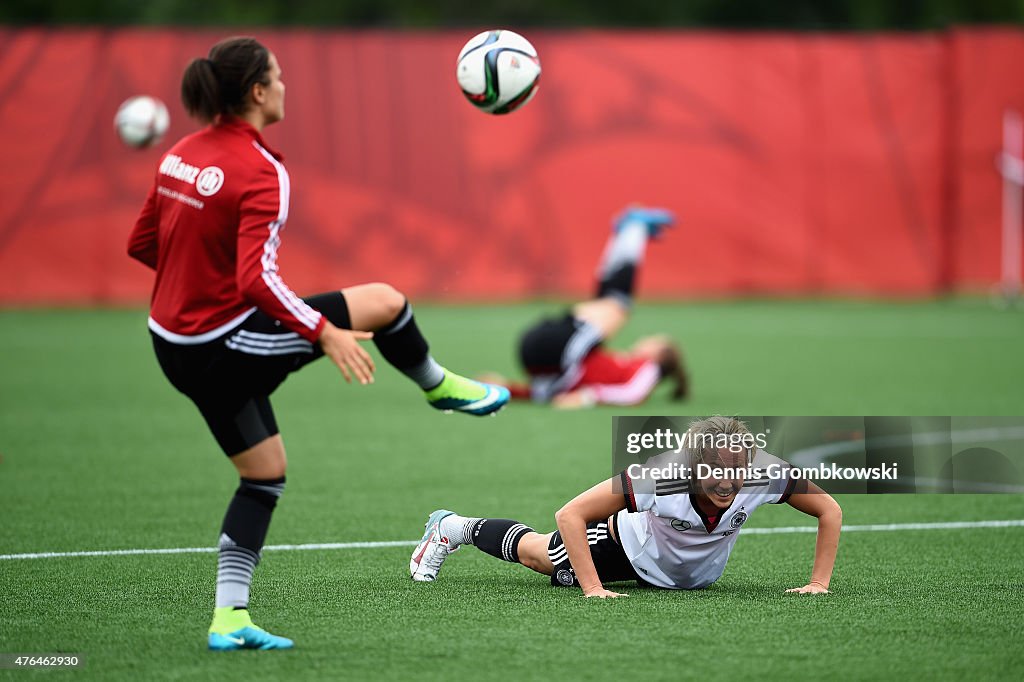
[597,263,637,303]
[372,301,445,389]
[215,476,285,609]
[467,518,534,563]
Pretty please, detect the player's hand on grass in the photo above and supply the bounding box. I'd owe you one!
[318,322,376,385]
[552,388,598,409]
[786,582,830,594]
[583,587,628,599]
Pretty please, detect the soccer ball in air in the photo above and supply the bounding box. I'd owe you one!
[114,95,170,148]
[456,30,541,115]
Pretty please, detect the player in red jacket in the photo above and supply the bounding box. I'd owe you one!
[479,206,688,408]
[127,37,509,651]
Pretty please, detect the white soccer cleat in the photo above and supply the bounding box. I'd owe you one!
[410,509,458,582]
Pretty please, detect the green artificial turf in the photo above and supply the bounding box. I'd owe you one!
[1,300,1022,680]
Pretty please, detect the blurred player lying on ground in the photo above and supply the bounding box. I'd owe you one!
[410,416,842,597]
[479,206,688,409]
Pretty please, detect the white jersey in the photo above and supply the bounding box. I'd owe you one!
[615,449,796,590]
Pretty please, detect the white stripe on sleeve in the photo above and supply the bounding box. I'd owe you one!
[252,142,321,331]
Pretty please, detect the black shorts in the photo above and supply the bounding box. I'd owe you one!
[547,516,640,588]
[151,292,351,457]
[517,312,604,402]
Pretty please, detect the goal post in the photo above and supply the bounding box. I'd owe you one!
[998,108,1023,304]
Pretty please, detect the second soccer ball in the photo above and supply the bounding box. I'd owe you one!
[114,95,170,149]
[456,30,541,115]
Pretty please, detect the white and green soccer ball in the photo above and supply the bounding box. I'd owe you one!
[456,30,541,115]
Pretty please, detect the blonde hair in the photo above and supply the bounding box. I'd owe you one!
[683,416,754,469]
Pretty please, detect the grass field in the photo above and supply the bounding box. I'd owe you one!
[1,300,1023,680]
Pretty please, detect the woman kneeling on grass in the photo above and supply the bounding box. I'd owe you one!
[410,416,842,596]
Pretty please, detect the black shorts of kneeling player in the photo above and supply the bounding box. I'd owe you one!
[151,292,351,457]
[547,517,642,588]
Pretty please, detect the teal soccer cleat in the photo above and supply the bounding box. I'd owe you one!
[208,625,294,651]
[208,608,293,651]
[425,370,510,416]
[613,205,675,239]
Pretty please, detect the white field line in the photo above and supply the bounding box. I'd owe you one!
[2,520,1023,561]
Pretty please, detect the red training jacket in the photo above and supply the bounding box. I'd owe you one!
[128,116,325,344]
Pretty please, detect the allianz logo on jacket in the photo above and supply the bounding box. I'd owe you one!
[159,154,225,197]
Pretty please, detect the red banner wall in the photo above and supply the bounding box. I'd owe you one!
[0,28,1020,303]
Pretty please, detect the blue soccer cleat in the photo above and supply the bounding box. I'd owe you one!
[425,370,510,416]
[613,205,676,239]
[208,608,294,651]
[208,625,294,651]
